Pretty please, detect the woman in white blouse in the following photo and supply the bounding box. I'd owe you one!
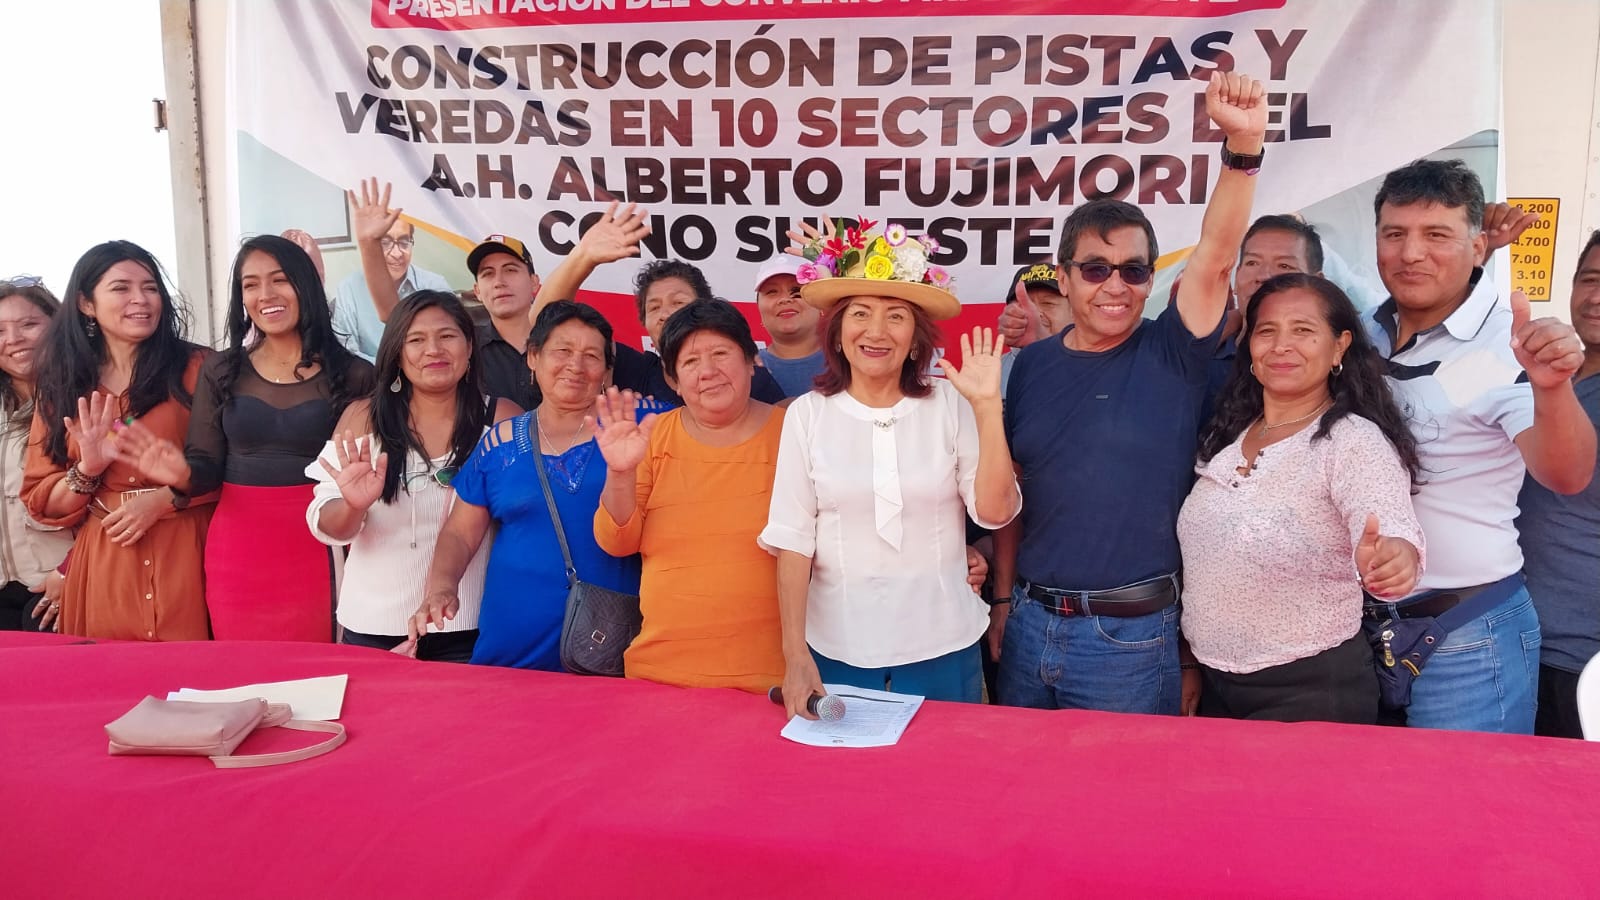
[306,291,519,661]
[1177,273,1423,723]
[760,222,1021,717]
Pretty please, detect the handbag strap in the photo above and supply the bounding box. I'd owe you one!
[210,719,347,769]
[530,410,580,588]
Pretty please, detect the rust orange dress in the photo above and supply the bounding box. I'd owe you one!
[22,352,214,641]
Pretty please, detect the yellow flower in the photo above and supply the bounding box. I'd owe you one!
[864,255,894,280]
[871,237,889,255]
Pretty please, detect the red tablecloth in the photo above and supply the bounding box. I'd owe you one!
[2,637,1597,898]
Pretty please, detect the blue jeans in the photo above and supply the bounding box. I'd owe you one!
[1404,588,1541,734]
[996,586,1180,714]
[811,642,983,703]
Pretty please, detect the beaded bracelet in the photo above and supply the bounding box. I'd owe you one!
[65,463,104,495]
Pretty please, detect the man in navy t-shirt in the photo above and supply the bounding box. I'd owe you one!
[989,72,1268,716]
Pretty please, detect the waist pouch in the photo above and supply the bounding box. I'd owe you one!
[1361,573,1523,710]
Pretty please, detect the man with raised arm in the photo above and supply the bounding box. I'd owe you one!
[532,204,785,405]
[333,179,451,362]
[990,72,1268,716]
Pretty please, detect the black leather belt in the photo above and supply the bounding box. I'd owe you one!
[1364,574,1522,621]
[1019,574,1178,618]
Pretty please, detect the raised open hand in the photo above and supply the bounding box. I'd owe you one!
[589,387,658,474]
[575,200,651,266]
[65,391,121,477]
[113,419,190,487]
[783,215,838,257]
[347,177,403,245]
[1206,71,1267,146]
[936,327,1008,407]
[317,431,389,513]
[1510,289,1584,389]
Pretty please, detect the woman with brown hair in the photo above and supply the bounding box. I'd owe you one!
[760,220,1021,716]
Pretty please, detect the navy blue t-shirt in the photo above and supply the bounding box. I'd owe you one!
[1004,304,1222,590]
[1202,334,1241,427]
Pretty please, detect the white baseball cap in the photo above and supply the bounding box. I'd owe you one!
[753,255,806,294]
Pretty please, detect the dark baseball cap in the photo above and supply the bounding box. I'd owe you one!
[467,234,535,277]
[1004,262,1059,303]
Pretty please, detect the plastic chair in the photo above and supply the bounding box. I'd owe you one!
[1578,650,1600,740]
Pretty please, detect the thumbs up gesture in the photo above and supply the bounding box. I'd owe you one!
[1354,514,1421,599]
[1509,289,1584,389]
[997,279,1048,349]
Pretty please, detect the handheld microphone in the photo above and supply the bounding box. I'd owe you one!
[767,686,845,721]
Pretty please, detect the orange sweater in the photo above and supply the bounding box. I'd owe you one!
[594,407,785,693]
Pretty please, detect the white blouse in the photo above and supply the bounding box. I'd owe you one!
[0,419,71,588]
[305,438,489,637]
[760,379,1020,668]
[1177,414,1425,674]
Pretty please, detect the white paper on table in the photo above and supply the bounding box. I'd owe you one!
[166,674,348,721]
[779,683,924,748]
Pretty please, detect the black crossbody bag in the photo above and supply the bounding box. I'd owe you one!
[531,412,642,677]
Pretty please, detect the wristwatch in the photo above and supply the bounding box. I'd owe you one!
[169,489,191,511]
[1220,143,1265,175]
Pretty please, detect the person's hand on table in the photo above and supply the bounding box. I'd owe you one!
[780,655,827,720]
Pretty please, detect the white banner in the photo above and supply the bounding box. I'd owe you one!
[228,0,1500,339]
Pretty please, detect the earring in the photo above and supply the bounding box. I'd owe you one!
[1331,362,1343,376]
[1249,362,1257,377]
[389,375,403,393]
[910,349,918,361]
[85,319,99,338]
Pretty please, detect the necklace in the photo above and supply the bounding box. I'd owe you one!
[1255,400,1331,438]
[872,415,897,431]
[537,411,588,455]
[252,351,300,384]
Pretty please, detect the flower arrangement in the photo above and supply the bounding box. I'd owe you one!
[795,216,951,291]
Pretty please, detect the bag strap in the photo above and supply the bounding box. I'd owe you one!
[210,719,347,769]
[530,410,579,589]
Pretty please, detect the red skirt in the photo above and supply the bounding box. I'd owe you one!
[205,483,334,642]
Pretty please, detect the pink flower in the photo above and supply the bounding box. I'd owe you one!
[919,234,941,254]
[927,266,951,288]
[816,252,837,273]
[885,224,908,247]
[796,262,822,284]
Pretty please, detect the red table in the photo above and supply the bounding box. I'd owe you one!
[2,636,1597,898]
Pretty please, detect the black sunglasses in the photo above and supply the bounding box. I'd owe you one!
[1064,260,1154,286]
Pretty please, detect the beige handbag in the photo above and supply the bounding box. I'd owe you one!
[105,696,346,768]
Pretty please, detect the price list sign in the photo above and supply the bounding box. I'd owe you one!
[1507,198,1560,302]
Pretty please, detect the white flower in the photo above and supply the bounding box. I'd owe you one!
[892,245,928,282]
